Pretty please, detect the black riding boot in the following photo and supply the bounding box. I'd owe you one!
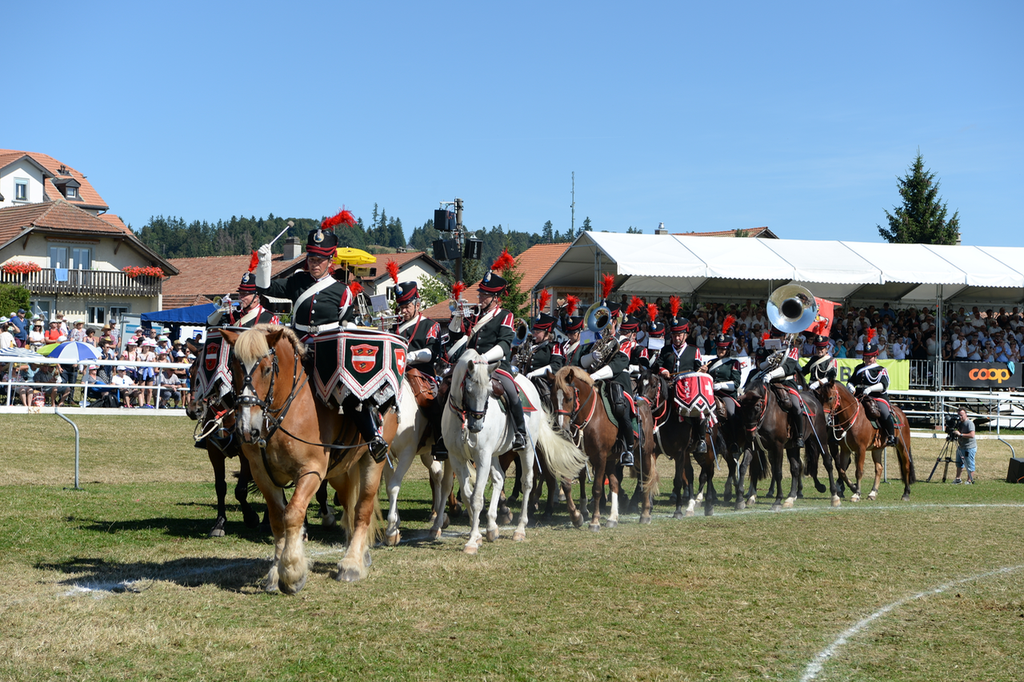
[694,418,708,455]
[431,421,448,461]
[789,406,805,448]
[882,414,897,446]
[618,407,636,467]
[353,403,388,463]
[508,396,528,452]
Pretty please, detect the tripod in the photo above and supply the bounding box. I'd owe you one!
[927,436,957,483]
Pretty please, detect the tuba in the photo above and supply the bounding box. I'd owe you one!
[585,301,620,370]
[512,318,534,371]
[764,283,818,366]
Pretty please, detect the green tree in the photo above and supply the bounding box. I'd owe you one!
[499,260,530,319]
[0,284,30,319]
[878,152,961,245]
[626,226,643,234]
[417,273,451,308]
[542,220,553,242]
[578,216,592,237]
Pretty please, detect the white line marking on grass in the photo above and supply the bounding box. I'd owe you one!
[800,564,1024,682]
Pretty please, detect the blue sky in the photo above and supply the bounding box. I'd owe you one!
[8,1,1022,245]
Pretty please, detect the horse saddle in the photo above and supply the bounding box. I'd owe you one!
[859,396,882,421]
[406,367,437,410]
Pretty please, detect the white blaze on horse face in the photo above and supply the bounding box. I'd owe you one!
[238,357,261,438]
[556,389,566,431]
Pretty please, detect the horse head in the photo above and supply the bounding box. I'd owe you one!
[552,366,592,433]
[737,381,768,433]
[454,349,492,434]
[221,324,304,445]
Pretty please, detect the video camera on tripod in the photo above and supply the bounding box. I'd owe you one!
[944,414,961,442]
[929,413,961,482]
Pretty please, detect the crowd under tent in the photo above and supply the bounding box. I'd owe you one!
[536,232,1024,310]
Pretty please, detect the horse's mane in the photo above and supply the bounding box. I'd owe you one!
[234,324,306,365]
[553,366,593,396]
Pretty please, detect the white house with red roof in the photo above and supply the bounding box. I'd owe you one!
[0,150,175,324]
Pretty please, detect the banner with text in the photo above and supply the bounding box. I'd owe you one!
[951,362,1021,389]
[799,359,910,391]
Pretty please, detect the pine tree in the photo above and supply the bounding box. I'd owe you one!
[878,153,961,245]
[578,216,592,237]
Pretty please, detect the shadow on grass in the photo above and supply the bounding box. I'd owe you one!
[76,515,278,543]
[36,555,269,592]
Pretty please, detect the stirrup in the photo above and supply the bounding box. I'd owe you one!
[368,437,389,463]
[694,439,707,455]
[431,440,449,461]
[512,431,528,451]
[886,434,897,446]
[620,450,635,467]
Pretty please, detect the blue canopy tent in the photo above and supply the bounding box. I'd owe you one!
[141,304,218,325]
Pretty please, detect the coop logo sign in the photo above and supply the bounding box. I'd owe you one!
[953,362,1021,388]
[968,367,1011,382]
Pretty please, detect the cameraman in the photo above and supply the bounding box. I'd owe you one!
[951,408,976,485]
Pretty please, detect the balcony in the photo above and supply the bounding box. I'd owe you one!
[0,268,163,297]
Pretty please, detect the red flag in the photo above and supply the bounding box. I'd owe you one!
[804,297,836,336]
[248,250,259,273]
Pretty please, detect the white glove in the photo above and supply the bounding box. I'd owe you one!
[255,244,272,288]
[526,365,550,379]
[713,381,735,391]
[628,364,640,375]
[765,367,785,381]
[819,377,830,386]
[863,382,883,395]
[589,365,613,382]
[809,380,820,390]
[408,348,432,363]
[481,345,504,363]
[581,353,596,370]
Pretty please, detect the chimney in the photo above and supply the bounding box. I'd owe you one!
[283,237,302,261]
[655,222,668,235]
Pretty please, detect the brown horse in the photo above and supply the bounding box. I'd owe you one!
[221,325,392,594]
[553,366,657,527]
[816,381,916,502]
[186,338,335,537]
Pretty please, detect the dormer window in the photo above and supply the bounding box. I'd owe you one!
[67,186,78,199]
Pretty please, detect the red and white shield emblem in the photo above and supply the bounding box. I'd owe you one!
[394,348,406,375]
[351,344,378,374]
[205,342,220,371]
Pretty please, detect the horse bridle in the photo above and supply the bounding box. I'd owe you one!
[823,383,860,442]
[555,378,598,442]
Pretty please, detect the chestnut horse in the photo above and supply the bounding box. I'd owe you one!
[553,366,657,527]
[221,325,393,594]
[816,381,915,502]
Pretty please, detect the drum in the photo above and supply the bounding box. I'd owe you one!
[674,371,715,418]
[313,328,409,406]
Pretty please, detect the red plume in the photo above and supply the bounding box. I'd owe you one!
[492,249,516,272]
[811,319,827,336]
[669,296,681,318]
[647,303,659,323]
[322,209,357,230]
[626,296,644,316]
[601,274,615,300]
[451,281,466,300]
[538,289,551,312]
[722,314,736,334]
[866,327,877,343]
[248,250,259,273]
[566,295,580,316]
[386,259,400,285]
[762,332,771,342]
[347,281,363,296]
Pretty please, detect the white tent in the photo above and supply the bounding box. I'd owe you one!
[537,233,1024,307]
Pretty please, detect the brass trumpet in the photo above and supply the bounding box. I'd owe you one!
[449,299,481,318]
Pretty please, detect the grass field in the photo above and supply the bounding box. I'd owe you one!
[1,414,1023,682]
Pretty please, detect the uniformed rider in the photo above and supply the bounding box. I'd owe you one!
[583,319,636,467]
[651,312,709,454]
[448,271,528,451]
[707,332,743,414]
[394,279,447,460]
[207,272,280,328]
[802,335,838,390]
[255,221,389,462]
[619,315,649,374]
[847,339,897,446]
[560,315,586,367]
[524,313,565,379]
[758,337,806,448]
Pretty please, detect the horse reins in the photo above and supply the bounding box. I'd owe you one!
[556,379,598,445]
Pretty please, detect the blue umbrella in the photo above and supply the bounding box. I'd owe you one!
[44,341,100,363]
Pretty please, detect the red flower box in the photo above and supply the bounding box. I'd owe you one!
[2,260,42,275]
[122,266,165,279]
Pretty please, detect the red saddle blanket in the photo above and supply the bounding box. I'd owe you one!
[312,329,408,405]
[674,372,715,419]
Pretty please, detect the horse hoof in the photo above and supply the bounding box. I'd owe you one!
[868,491,878,501]
[486,529,498,543]
[901,493,910,502]
[441,513,450,530]
[571,513,584,528]
[685,509,694,517]
[513,531,526,542]
[639,515,651,525]
[704,506,714,517]
[280,574,307,595]
[385,531,401,547]
[262,577,280,594]
[336,567,366,582]
[431,529,442,541]
[851,494,861,503]
[605,519,618,529]
[735,501,746,511]
[463,543,479,555]
[782,498,795,509]
[589,523,601,532]
[672,511,684,520]
[831,496,842,507]
[498,514,513,526]
[746,496,757,506]
[771,503,782,512]
[209,528,225,538]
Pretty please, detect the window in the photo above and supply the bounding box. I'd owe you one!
[15,181,28,201]
[88,306,106,325]
[66,186,78,199]
[50,245,92,269]
[109,306,129,326]
[72,247,91,270]
[49,246,67,269]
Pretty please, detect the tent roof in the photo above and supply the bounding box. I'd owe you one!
[141,303,218,325]
[537,233,1024,306]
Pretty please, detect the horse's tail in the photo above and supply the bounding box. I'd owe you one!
[535,407,588,482]
[641,459,660,499]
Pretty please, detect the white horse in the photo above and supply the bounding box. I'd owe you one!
[443,349,587,554]
[383,376,453,545]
